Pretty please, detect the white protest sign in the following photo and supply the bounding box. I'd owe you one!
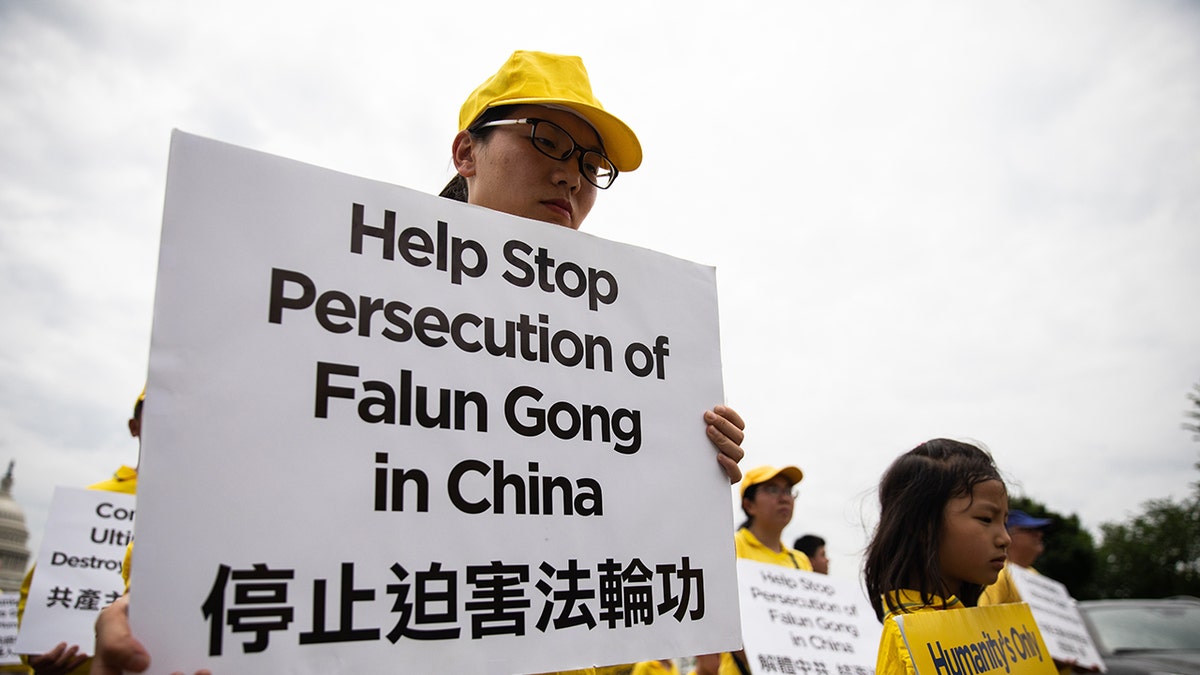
[1008,566,1104,671]
[736,559,881,675]
[131,131,740,674]
[0,592,20,665]
[14,486,134,654]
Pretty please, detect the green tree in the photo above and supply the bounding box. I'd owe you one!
[1090,381,1200,598]
[1186,382,1200,441]
[1093,493,1200,598]
[1006,496,1099,599]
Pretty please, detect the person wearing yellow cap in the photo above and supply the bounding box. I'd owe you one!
[438,50,641,230]
[694,465,810,675]
[440,50,745,484]
[11,390,144,675]
[89,52,745,675]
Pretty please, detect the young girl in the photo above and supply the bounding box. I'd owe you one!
[863,439,1012,675]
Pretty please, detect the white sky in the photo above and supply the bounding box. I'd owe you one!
[2,0,1199,588]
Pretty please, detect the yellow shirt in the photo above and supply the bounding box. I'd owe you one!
[732,528,813,571]
[978,562,1039,606]
[632,660,680,675]
[876,590,961,675]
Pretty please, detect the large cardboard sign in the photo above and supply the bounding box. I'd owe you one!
[737,559,880,675]
[895,603,1057,675]
[13,487,134,654]
[131,131,740,673]
[1007,566,1104,671]
[0,592,20,665]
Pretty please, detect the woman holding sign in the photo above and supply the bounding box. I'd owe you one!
[90,51,747,675]
[440,50,746,483]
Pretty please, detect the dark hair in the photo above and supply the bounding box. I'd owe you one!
[438,104,523,202]
[863,438,1005,622]
[736,484,760,531]
[793,534,825,557]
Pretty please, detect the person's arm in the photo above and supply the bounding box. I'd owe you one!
[90,595,210,675]
[704,406,745,483]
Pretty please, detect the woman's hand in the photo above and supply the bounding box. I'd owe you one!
[704,405,745,483]
[90,594,211,675]
[28,641,87,675]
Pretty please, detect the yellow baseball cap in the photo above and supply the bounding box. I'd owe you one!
[458,50,643,172]
[739,465,804,499]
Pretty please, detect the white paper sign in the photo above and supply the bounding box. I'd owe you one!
[131,131,740,674]
[13,487,134,654]
[1008,566,1104,671]
[737,559,881,675]
[0,592,20,665]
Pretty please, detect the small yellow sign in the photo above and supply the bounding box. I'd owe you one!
[895,603,1057,675]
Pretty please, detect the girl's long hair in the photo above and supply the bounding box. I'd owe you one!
[863,438,1004,621]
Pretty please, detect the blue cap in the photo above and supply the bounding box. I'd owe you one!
[1007,510,1052,529]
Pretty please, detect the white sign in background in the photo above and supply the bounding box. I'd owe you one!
[1008,566,1104,671]
[737,559,881,675]
[131,131,741,674]
[13,487,135,655]
[0,592,20,665]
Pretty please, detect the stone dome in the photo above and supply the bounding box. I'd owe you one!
[0,461,31,592]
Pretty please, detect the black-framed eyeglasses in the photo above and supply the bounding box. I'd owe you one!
[477,118,619,189]
[758,484,798,499]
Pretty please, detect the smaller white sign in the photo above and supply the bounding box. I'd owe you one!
[737,559,881,675]
[0,592,20,665]
[1008,566,1104,671]
[13,486,134,655]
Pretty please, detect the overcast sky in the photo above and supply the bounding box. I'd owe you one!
[3,0,1198,587]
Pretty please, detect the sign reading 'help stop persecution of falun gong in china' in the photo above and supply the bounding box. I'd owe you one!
[131,131,740,674]
[736,559,882,675]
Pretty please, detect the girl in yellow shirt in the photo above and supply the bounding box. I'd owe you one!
[863,439,1012,675]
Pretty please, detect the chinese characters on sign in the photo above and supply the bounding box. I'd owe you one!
[200,555,705,656]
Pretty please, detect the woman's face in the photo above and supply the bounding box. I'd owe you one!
[453,105,601,230]
[744,476,796,532]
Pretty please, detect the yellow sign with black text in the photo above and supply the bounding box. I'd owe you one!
[895,603,1057,675]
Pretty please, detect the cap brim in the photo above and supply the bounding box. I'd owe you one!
[777,465,804,485]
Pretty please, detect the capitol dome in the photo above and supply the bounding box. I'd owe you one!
[0,461,31,592]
